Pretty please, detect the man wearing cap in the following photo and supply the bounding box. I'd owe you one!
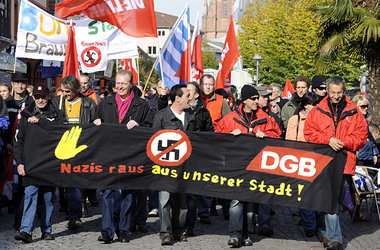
[256,85,284,138]
[215,85,281,247]
[311,75,327,104]
[4,72,34,230]
[13,84,65,243]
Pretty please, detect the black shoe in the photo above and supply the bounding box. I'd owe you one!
[227,236,241,248]
[304,230,315,237]
[161,235,173,246]
[210,207,218,216]
[184,228,195,237]
[138,225,148,233]
[99,230,112,244]
[258,227,274,237]
[15,231,32,243]
[41,232,54,240]
[67,219,82,230]
[118,231,129,243]
[180,234,188,242]
[89,200,99,207]
[200,216,211,224]
[241,238,253,246]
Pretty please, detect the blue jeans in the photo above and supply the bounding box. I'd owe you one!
[186,195,213,230]
[299,209,316,232]
[197,195,212,218]
[148,190,158,210]
[65,188,82,220]
[20,185,54,234]
[102,189,133,238]
[229,200,248,240]
[321,175,350,243]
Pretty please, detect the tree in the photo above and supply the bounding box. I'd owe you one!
[312,0,380,122]
[202,42,219,70]
[238,0,366,86]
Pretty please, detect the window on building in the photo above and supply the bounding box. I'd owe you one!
[148,46,157,55]
[158,30,166,36]
[223,0,228,16]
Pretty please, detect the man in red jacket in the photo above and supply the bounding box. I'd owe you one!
[304,76,367,250]
[216,85,281,247]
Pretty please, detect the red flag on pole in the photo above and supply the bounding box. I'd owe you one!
[121,59,139,83]
[282,78,295,98]
[55,0,158,38]
[62,22,80,80]
[191,13,203,81]
[208,16,240,126]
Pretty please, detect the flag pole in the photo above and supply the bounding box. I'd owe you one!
[116,59,118,73]
[13,57,17,73]
[136,57,140,83]
[144,65,155,91]
[156,38,165,86]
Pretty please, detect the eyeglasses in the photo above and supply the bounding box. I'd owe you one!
[249,96,259,101]
[360,105,369,109]
[62,90,72,93]
[317,86,326,90]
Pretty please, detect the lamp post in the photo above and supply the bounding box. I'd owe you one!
[253,54,262,85]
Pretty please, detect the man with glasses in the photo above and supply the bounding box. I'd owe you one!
[215,85,281,247]
[304,77,368,250]
[281,76,310,129]
[52,75,97,230]
[311,75,327,104]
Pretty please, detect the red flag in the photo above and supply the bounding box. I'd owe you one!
[55,0,157,38]
[208,16,239,126]
[62,23,80,80]
[191,14,203,81]
[121,59,138,83]
[282,78,295,98]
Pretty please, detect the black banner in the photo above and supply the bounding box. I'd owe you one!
[22,123,346,213]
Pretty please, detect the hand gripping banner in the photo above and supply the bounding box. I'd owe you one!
[22,123,346,213]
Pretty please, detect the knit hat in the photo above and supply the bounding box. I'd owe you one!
[241,85,258,101]
[312,75,326,89]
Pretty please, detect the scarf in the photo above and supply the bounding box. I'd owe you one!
[115,91,135,123]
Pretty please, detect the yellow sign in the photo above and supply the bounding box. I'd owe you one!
[55,126,87,160]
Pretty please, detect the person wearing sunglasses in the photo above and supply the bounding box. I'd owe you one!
[215,85,281,247]
[311,75,327,104]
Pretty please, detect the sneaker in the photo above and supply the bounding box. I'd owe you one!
[15,231,32,243]
[67,219,82,230]
[241,238,253,246]
[327,241,343,250]
[227,236,241,248]
[41,232,54,240]
[148,208,159,217]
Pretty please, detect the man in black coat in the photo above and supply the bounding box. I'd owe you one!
[94,70,152,244]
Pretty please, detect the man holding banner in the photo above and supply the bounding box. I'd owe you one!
[304,76,367,250]
[94,70,152,244]
[216,85,281,247]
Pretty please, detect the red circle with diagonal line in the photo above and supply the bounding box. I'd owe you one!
[147,129,192,166]
[81,46,101,67]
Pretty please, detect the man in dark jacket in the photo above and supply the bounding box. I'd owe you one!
[94,70,152,244]
[185,82,213,235]
[13,84,65,243]
[153,84,199,246]
[52,75,97,230]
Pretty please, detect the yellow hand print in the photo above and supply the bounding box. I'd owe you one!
[55,126,88,160]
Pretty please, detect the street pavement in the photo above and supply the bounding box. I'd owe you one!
[0,193,379,250]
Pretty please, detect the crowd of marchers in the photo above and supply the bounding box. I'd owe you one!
[0,71,378,250]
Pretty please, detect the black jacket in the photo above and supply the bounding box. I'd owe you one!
[52,94,97,124]
[13,101,66,165]
[153,106,198,131]
[96,93,153,126]
[188,99,213,132]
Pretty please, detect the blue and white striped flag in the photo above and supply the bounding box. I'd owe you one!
[154,5,191,89]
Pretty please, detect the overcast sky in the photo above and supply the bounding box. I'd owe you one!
[153,0,205,25]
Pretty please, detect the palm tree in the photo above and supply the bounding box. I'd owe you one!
[312,0,380,123]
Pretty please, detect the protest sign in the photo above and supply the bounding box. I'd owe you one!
[22,123,346,213]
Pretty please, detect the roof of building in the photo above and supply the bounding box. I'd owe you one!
[156,11,194,30]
